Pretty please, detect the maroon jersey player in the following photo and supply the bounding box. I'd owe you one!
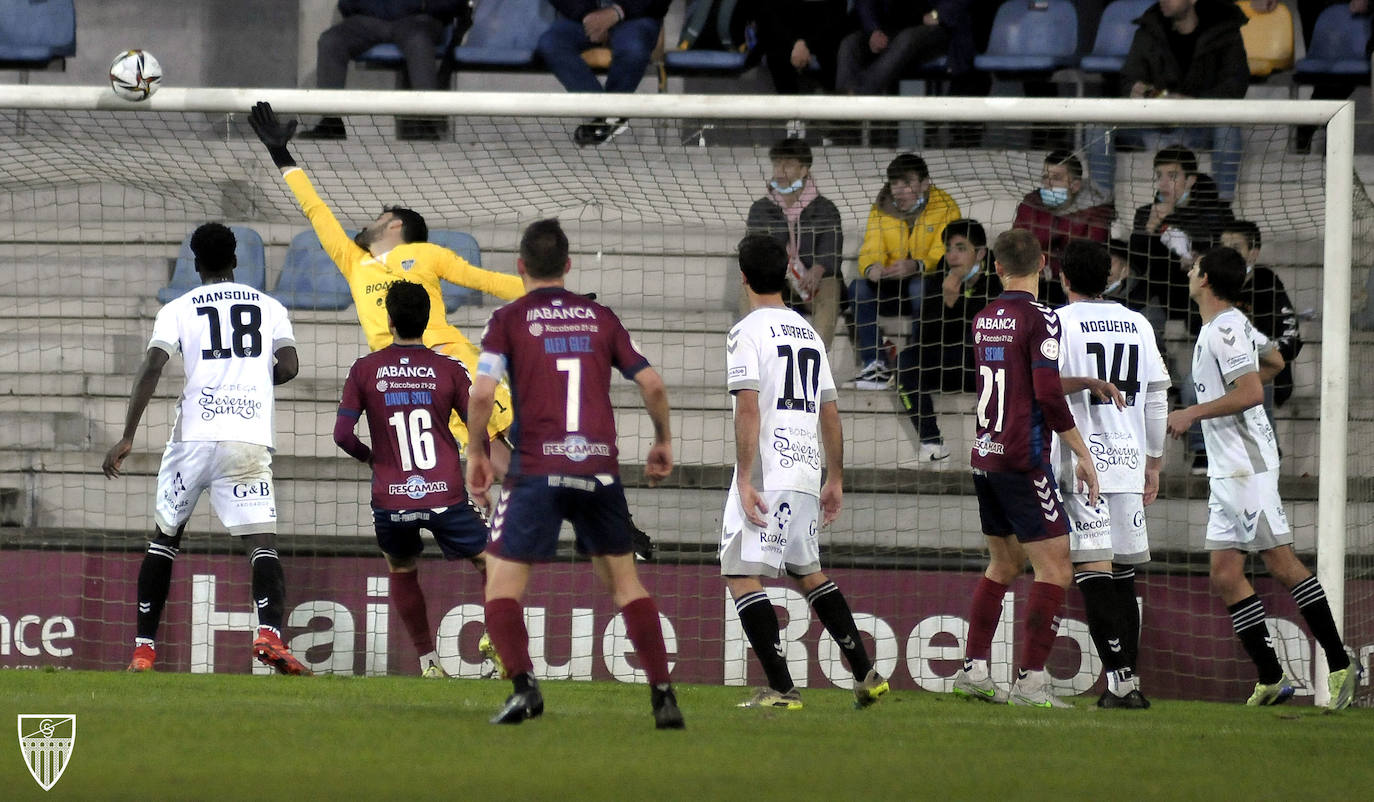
[951,229,1099,708]
[465,219,683,730]
[335,281,493,678]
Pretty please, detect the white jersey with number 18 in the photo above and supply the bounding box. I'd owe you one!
[726,306,837,495]
[1052,299,1170,494]
[148,281,295,448]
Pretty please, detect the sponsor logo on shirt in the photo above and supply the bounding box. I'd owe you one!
[388,475,449,500]
[198,386,263,421]
[526,306,596,321]
[977,317,1017,330]
[973,433,1005,457]
[728,366,748,379]
[375,364,437,379]
[1088,431,1140,471]
[772,426,822,470]
[1225,354,1251,370]
[542,435,611,462]
[1039,337,1060,360]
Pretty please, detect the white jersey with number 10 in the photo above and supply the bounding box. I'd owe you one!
[725,307,838,495]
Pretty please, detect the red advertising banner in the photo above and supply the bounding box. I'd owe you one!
[2,550,1368,703]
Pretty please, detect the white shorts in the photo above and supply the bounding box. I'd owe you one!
[1064,492,1150,565]
[1205,470,1292,552]
[719,488,821,578]
[155,440,277,536]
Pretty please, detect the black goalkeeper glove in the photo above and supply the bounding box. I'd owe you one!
[249,101,297,169]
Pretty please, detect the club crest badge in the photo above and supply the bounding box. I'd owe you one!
[18,714,76,790]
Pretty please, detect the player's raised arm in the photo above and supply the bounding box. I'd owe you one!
[102,347,169,479]
[633,366,672,486]
[435,247,525,302]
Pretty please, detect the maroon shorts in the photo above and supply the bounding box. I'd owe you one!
[973,467,1070,542]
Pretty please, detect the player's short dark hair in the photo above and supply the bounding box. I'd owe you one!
[1044,149,1083,180]
[992,229,1043,278]
[1153,145,1198,176]
[383,206,428,243]
[768,137,812,167]
[1221,219,1262,251]
[942,218,987,249]
[1197,246,1248,303]
[190,222,237,275]
[737,234,789,295]
[520,218,569,279]
[1060,240,1111,297]
[385,280,430,339]
[886,153,928,182]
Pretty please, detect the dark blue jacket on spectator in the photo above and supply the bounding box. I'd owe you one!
[339,1,467,22]
[856,0,975,75]
[1120,0,1249,98]
[549,0,672,21]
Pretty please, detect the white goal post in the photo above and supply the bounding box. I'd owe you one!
[0,84,1361,702]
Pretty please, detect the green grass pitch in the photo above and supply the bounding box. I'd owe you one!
[2,670,1370,800]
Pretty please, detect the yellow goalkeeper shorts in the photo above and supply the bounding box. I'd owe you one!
[435,339,514,448]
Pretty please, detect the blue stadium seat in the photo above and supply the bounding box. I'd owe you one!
[1294,4,1372,83]
[157,226,267,303]
[1079,0,1152,76]
[272,229,355,311]
[353,18,457,76]
[0,0,75,67]
[974,0,1080,74]
[451,0,554,70]
[426,230,485,312]
[664,0,752,76]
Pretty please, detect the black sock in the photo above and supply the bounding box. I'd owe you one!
[735,591,795,692]
[249,547,285,633]
[1113,565,1141,670]
[806,581,873,680]
[1228,595,1284,685]
[135,538,179,643]
[1075,570,1129,673]
[1290,576,1351,671]
[513,672,537,693]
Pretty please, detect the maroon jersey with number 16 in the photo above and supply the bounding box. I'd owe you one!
[479,287,650,478]
[338,344,471,510]
[970,290,1076,473]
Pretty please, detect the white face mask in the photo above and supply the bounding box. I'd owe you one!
[963,261,981,283]
[770,178,804,194]
[1104,278,1123,294]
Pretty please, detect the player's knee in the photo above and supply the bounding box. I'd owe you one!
[386,554,418,572]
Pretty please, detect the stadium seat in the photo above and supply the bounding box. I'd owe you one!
[157,226,268,303]
[664,0,751,76]
[451,0,555,70]
[1079,0,1152,76]
[1237,1,1295,79]
[974,0,1080,75]
[272,229,354,311]
[426,230,485,312]
[0,0,75,69]
[353,18,459,85]
[1294,4,1372,84]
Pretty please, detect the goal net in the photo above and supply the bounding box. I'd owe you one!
[0,87,1367,705]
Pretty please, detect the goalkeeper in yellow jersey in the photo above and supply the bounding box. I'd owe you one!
[249,101,522,472]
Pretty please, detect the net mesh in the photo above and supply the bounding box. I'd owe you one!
[0,100,1369,704]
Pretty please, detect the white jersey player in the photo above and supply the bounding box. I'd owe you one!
[1167,246,1361,709]
[102,223,308,676]
[719,235,888,711]
[1053,241,1170,710]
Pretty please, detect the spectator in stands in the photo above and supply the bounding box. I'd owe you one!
[1181,221,1302,473]
[849,153,961,389]
[744,137,845,352]
[1012,150,1115,289]
[1106,237,1169,358]
[1129,145,1234,321]
[1290,0,1373,152]
[1085,0,1249,201]
[896,218,1001,463]
[301,0,468,141]
[539,0,672,146]
[756,0,850,136]
[835,1,950,97]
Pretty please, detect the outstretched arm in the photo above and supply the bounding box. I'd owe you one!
[102,348,170,478]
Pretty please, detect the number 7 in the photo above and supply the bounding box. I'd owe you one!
[556,357,582,431]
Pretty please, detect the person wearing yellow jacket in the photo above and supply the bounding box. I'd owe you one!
[248,102,521,468]
[848,153,960,390]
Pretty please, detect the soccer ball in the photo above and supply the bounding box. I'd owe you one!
[109,50,162,102]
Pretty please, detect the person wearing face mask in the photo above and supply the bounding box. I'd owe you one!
[848,153,961,390]
[895,218,1001,463]
[1012,150,1114,304]
[1179,221,1301,474]
[1128,145,1234,322]
[743,137,845,351]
